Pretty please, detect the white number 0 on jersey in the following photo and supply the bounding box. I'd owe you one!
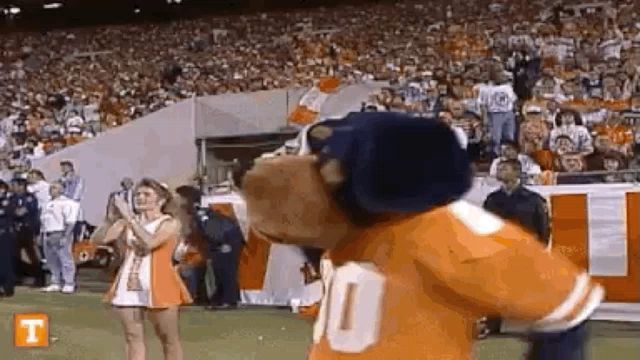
[312,261,386,353]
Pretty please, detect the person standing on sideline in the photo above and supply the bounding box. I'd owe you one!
[11,177,44,287]
[59,161,85,241]
[40,181,79,294]
[96,178,191,360]
[480,159,551,336]
[0,181,17,297]
[195,203,244,310]
[479,72,519,158]
[484,159,550,245]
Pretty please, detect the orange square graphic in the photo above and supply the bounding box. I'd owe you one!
[14,313,49,348]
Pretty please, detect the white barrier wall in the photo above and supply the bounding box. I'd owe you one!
[32,100,197,225]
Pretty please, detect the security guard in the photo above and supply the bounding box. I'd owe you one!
[11,177,44,287]
[0,181,16,297]
[195,202,243,310]
[483,159,550,245]
[480,159,550,336]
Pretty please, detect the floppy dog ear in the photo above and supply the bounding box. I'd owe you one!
[318,112,473,214]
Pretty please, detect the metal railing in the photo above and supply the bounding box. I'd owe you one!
[476,169,640,185]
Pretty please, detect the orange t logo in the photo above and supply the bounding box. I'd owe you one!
[14,313,49,348]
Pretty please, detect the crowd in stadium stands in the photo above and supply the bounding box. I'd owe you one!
[1,0,640,183]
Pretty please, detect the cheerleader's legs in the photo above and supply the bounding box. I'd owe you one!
[113,306,146,360]
[147,306,183,360]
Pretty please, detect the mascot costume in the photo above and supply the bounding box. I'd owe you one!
[242,112,604,360]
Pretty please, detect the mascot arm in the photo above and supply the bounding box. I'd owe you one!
[413,204,604,332]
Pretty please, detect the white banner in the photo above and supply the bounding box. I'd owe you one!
[587,192,629,276]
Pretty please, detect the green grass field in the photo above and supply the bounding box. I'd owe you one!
[1,288,639,360]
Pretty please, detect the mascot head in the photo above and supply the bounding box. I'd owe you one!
[242,112,473,249]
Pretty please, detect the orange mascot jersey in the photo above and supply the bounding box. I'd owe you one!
[308,200,604,360]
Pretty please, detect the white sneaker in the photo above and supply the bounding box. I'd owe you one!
[41,285,61,293]
[61,285,75,294]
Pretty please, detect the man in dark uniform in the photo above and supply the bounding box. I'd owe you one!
[11,177,44,287]
[479,159,551,336]
[483,159,550,245]
[195,202,244,310]
[0,181,17,297]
